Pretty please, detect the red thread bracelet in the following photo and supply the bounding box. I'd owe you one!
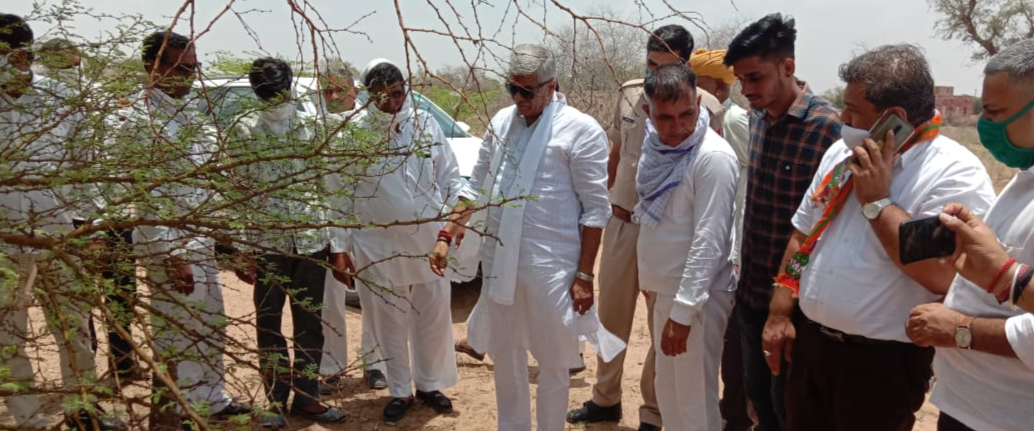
[988,257,1017,295]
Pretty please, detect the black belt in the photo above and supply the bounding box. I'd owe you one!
[801,315,900,346]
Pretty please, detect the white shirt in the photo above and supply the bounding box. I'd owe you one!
[637,129,739,326]
[0,75,80,253]
[723,103,751,267]
[237,111,330,255]
[463,103,611,284]
[930,167,1034,431]
[328,109,463,286]
[792,134,995,341]
[119,88,218,256]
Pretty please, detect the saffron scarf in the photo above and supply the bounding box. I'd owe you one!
[774,112,942,295]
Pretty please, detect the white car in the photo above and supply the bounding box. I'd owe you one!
[192,76,482,177]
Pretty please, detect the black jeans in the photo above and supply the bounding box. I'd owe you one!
[254,249,328,408]
[736,301,786,431]
[722,304,753,431]
[76,220,137,374]
[938,413,977,431]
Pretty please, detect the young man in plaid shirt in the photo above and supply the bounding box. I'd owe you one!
[723,13,842,431]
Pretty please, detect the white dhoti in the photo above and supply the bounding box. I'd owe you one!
[358,277,457,398]
[0,254,96,428]
[468,272,580,431]
[653,290,734,431]
[319,271,349,375]
[148,248,232,412]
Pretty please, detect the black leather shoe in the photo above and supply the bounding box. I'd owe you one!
[66,409,128,431]
[383,397,414,422]
[638,423,662,431]
[416,390,453,414]
[566,400,622,424]
[213,401,253,417]
[365,369,388,389]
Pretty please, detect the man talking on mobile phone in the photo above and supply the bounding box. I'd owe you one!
[762,44,995,431]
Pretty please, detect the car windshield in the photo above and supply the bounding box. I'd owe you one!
[356,90,470,139]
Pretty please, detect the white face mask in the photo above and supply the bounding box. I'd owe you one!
[841,124,871,150]
[0,53,32,87]
[259,101,295,123]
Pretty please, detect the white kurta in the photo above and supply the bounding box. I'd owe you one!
[464,100,611,366]
[637,129,739,431]
[117,88,232,411]
[931,167,1034,431]
[327,107,462,396]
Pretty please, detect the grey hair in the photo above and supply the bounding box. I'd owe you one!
[508,44,556,82]
[838,44,934,126]
[985,39,1034,90]
[318,60,354,86]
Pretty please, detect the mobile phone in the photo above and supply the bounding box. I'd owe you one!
[899,216,956,265]
[870,111,915,153]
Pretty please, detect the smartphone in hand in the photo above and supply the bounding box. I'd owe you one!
[870,111,915,153]
[899,216,956,265]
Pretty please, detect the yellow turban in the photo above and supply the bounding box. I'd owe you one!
[689,48,737,85]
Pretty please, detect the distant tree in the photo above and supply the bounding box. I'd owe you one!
[929,0,1034,60]
[973,96,984,115]
[822,85,846,110]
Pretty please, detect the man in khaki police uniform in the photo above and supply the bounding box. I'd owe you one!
[567,24,723,431]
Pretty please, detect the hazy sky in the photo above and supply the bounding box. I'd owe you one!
[13,0,988,95]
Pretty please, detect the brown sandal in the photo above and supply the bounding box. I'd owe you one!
[454,339,485,361]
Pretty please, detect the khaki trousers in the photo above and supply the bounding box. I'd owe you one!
[591,215,661,427]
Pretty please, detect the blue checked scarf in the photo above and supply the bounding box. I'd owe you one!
[634,107,710,228]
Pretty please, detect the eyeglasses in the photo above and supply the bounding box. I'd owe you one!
[174,61,201,74]
[505,80,550,99]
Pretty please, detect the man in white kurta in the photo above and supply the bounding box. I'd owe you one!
[0,17,123,428]
[635,64,738,431]
[328,59,461,423]
[456,44,616,431]
[313,66,388,392]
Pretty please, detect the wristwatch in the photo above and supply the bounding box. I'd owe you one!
[575,271,595,282]
[955,315,976,349]
[862,198,893,220]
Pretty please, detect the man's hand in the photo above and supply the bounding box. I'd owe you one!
[661,318,691,357]
[570,277,594,315]
[166,257,195,295]
[849,130,896,205]
[906,302,965,348]
[329,252,355,287]
[761,314,795,375]
[233,252,257,285]
[454,225,467,248]
[430,240,450,277]
[939,203,1012,292]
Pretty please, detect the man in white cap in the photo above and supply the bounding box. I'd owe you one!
[327,58,463,423]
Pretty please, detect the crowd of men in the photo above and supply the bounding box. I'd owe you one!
[2,8,1034,431]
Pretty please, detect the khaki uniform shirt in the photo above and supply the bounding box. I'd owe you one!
[608,79,724,211]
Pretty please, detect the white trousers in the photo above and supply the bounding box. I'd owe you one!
[149,252,231,412]
[652,290,735,431]
[0,254,95,428]
[358,278,457,398]
[492,346,571,431]
[319,271,349,375]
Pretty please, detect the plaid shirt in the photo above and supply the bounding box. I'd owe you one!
[737,82,842,309]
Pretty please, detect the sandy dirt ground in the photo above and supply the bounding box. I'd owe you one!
[8,267,941,430]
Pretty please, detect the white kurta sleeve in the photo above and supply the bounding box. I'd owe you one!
[1006,313,1034,372]
[325,166,352,254]
[670,149,739,326]
[569,119,612,229]
[790,144,840,234]
[462,117,500,202]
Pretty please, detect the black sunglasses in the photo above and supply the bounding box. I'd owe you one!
[505,80,550,99]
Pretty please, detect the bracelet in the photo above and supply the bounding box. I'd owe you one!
[1006,264,1023,307]
[575,271,594,282]
[436,237,452,245]
[988,257,1016,295]
[1014,264,1033,307]
[437,229,453,246]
